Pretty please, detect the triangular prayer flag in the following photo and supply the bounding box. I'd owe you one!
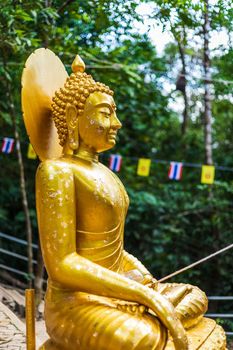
[201,165,215,184]
[137,158,151,177]
[168,162,183,180]
[27,143,37,159]
[109,154,122,172]
[1,137,14,154]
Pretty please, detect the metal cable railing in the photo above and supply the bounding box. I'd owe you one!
[0,231,38,248]
[0,248,37,264]
[0,231,39,279]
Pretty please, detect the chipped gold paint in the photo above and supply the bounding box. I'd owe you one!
[22,49,226,350]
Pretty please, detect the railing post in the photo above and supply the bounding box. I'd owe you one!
[25,289,36,350]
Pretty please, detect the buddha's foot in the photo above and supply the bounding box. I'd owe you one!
[164,317,226,350]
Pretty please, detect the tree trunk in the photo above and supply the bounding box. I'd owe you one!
[6,68,45,305]
[9,101,34,288]
[172,25,189,136]
[203,0,220,303]
[203,0,213,165]
[177,42,188,135]
[2,60,34,288]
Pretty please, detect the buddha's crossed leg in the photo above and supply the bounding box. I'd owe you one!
[40,285,226,350]
[43,290,167,350]
[156,282,208,329]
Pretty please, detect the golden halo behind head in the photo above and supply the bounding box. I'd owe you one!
[21,48,68,161]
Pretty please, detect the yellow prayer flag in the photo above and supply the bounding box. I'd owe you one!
[201,165,215,184]
[27,143,37,159]
[137,158,151,177]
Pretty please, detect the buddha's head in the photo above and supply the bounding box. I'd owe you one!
[51,55,122,153]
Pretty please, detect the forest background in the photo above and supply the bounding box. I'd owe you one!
[0,0,232,336]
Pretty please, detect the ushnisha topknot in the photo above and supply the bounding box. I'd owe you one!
[51,54,114,146]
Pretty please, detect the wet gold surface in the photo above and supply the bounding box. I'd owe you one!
[22,49,226,350]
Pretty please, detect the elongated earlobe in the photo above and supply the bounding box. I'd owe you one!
[68,124,79,150]
[66,104,79,151]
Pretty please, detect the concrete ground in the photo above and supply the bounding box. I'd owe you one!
[0,301,26,350]
[0,301,47,350]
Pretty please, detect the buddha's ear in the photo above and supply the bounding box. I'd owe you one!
[65,103,78,129]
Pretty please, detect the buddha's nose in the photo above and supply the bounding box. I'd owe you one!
[112,113,122,130]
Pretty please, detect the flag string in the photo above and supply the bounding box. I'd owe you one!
[0,137,233,172]
[102,155,233,173]
[158,243,233,282]
[1,136,233,174]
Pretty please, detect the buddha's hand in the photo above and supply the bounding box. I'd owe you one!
[144,275,158,289]
[141,288,188,350]
[116,301,147,315]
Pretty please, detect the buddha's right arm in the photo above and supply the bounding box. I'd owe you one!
[36,161,188,350]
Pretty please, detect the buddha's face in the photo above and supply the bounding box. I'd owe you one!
[79,91,122,153]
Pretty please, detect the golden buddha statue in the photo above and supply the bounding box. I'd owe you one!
[22,49,226,350]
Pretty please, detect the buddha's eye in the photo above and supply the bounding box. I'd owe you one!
[100,110,111,118]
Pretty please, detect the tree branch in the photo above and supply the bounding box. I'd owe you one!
[58,0,75,13]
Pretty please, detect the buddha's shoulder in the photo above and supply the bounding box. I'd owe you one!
[36,159,74,178]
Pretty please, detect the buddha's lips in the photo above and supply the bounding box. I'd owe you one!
[108,131,117,137]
